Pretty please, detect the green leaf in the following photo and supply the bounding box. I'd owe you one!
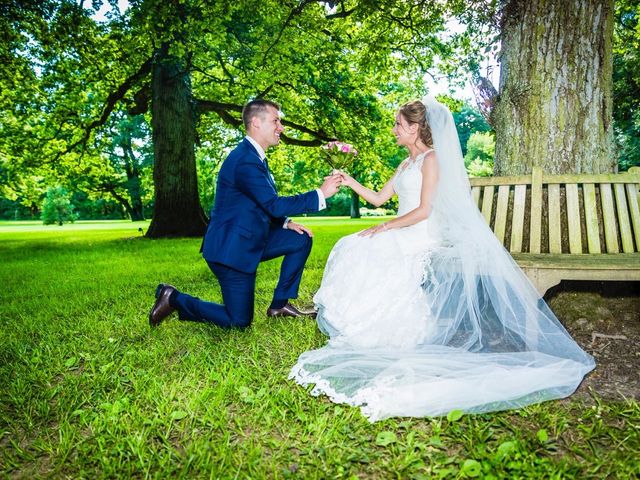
[496,441,516,458]
[429,436,444,447]
[537,429,549,443]
[461,459,481,477]
[375,431,397,446]
[238,386,254,403]
[64,356,77,368]
[447,409,464,422]
[170,410,188,421]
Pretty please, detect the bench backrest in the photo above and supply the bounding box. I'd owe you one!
[469,167,640,254]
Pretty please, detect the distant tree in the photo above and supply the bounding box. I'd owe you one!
[93,113,153,221]
[467,158,494,177]
[613,0,640,171]
[453,105,492,156]
[0,173,47,219]
[41,186,77,225]
[464,131,495,177]
[464,132,495,165]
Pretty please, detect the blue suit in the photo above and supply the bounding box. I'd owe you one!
[173,138,320,327]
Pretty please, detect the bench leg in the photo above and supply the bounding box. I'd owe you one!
[521,267,561,296]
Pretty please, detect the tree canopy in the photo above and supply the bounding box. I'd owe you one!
[1,0,636,228]
[4,0,487,233]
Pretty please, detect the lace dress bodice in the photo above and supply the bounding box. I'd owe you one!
[393,153,428,216]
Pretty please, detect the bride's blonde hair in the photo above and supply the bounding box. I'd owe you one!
[399,100,433,149]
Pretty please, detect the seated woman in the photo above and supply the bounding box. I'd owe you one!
[289,97,595,421]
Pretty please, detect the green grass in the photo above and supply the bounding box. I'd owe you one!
[0,219,638,479]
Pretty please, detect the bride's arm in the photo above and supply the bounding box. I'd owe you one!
[360,153,438,236]
[339,163,403,207]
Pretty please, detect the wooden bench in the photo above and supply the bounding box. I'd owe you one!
[469,166,640,295]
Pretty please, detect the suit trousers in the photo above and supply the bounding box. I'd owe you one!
[173,227,313,328]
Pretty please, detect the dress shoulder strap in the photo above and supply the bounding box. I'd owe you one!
[414,149,434,164]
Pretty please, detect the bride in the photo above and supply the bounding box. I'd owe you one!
[289,96,595,421]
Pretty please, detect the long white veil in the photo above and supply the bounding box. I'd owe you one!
[289,96,595,421]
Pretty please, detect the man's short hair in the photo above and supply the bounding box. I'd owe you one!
[242,99,281,128]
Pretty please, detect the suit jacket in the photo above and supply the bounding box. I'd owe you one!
[201,138,320,273]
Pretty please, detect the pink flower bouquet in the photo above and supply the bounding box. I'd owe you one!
[321,141,358,172]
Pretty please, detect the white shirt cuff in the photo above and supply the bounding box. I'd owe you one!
[283,218,291,229]
[316,189,326,210]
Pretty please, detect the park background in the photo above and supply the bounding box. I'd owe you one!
[1,0,639,478]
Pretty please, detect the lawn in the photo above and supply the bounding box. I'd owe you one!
[0,219,638,479]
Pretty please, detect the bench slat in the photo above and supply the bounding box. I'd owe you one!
[615,183,635,253]
[529,168,543,254]
[510,185,526,253]
[548,184,561,253]
[481,185,495,226]
[565,183,582,253]
[512,252,640,268]
[600,183,619,253]
[471,186,481,209]
[494,185,510,245]
[583,183,601,253]
[541,172,640,184]
[469,170,640,188]
[470,175,531,186]
[626,183,640,251]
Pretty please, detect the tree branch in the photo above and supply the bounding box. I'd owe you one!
[101,183,133,215]
[325,2,357,20]
[279,134,325,147]
[196,99,243,127]
[281,118,330,140]
[195,99,333,145]
[261,0,319,66]
[58,57,153,157]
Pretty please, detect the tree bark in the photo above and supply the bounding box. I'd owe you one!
[146,46,207,237]
[121,133,145,221]
[493,0,615,175]
[125,177,145,221]
[107,187,134,219]
[350,190,361,218]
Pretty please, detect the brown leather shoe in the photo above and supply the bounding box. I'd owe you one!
[266,302,317,319]
[149,284,177,327]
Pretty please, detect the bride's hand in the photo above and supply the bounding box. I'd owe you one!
[335,170,355,188]
[358,222,389,237]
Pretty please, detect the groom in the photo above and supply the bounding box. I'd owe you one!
[149,99,342,329]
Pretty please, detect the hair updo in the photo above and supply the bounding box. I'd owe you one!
[398,100,433,148]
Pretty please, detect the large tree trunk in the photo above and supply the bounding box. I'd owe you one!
[146,45,207,237]
[493,0,615,175]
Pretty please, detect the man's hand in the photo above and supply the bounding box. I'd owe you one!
[319,173,342,199]
[286,221,314,237]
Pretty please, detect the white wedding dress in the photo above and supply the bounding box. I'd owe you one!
[289,97,595,421]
